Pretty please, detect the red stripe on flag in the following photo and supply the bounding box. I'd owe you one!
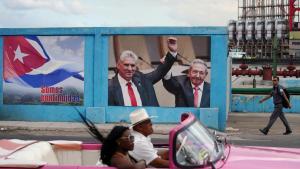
[3,36,48,79]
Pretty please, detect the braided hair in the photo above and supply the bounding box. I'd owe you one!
[77,110,129,165]
[101,126,129,165]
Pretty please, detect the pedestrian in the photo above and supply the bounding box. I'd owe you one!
[258,76,292,135]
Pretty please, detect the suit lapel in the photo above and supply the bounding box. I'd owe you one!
[112,75,124,105]
[185,78,194,107]
[200,82,209,107]
[132,76,146,105]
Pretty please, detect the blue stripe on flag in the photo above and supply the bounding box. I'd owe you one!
[6,69,84,88]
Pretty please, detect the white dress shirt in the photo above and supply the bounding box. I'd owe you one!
[129,130,158,165]
[192,82,204,107]
[117,74,142,106]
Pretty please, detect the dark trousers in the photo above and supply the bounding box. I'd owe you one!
[264,104,292,132]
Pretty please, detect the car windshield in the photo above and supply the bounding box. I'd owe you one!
[174,120,224,167]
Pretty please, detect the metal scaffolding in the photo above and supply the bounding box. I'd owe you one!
[229,0,300,64]
[238,0,290,20]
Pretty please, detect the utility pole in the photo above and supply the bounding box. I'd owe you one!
[272,37,279,76]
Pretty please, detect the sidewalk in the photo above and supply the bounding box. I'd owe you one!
[226,113,300,135]
[0,113,300,135]
[2,112,300,148]
[226,113,300,148]
[0,119,175,136]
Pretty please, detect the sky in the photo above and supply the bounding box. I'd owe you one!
[0,0,238,28]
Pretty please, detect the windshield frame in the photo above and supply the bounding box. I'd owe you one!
[169,113,224,168]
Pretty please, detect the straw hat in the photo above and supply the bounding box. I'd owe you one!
[130,108,155,127]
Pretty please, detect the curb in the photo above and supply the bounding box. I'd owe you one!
[0,121,176,135]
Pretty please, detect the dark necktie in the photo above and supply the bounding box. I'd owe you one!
[127,82,137,106]
[194,86,199,107]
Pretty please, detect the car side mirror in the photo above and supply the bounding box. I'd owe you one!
[212,130,228,145]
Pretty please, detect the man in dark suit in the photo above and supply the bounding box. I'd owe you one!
[162,59,210,108]
[108,37,178,106]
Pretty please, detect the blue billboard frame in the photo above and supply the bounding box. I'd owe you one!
[0,27,228,131]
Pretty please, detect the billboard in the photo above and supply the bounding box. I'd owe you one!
[108,35,211,108]
[3,36,85,105]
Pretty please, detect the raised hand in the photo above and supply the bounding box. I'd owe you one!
[167,37,178,53]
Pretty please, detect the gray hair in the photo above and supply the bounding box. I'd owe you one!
[119,50,138,62]
[190,59,208,72]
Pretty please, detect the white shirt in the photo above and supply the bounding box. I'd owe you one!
[117,74,142,106]
[129,130,158,165]
[192,82,204,107]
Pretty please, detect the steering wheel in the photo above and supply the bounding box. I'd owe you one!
[176,135,187,157]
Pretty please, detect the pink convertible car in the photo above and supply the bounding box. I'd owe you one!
[1,113,300,169]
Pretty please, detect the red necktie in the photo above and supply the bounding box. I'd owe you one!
[127,82,137,106]
[194,86,199,107]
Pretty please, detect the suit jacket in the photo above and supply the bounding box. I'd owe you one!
[108,52,176,106]
[163,75,210,107]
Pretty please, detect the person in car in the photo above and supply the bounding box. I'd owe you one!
[79,113,146,169]
[101,126,146,169]
[129,108,169,168]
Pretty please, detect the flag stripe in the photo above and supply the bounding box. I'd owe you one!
[5,69,83,88]
[3,36,84,88]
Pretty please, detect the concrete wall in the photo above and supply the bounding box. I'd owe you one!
[231,76,300,113]
[0,27,229,131]
[232,95,300,113]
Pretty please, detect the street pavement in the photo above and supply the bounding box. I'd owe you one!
[1,113,300,148]
[226,113,300,148]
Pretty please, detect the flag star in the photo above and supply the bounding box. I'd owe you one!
[14,45,28,64]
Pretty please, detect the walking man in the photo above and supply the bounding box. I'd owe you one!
[259,76,292,135]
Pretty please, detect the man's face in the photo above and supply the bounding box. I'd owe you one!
[137,119,153,136]
[272,78,279,86]
[188,63,207,86]
[117,57,137,81]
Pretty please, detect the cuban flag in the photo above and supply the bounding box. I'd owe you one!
[3,36,84,88]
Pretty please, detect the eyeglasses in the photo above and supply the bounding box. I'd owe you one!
[120,135,134,141]
[272,79,278,82]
